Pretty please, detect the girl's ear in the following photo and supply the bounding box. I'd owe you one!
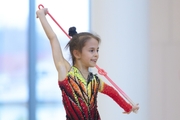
[73,50,81,59]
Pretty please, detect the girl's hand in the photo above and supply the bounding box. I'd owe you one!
[36,8,48,18]
[132,103,139,113]
[123,103,139,114]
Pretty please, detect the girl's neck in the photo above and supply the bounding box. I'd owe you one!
[73,64,89,80]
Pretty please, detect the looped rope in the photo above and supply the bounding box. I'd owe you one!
[38,4,135,106]
[38,4,71,39]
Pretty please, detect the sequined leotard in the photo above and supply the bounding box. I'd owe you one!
[58,66,132,120]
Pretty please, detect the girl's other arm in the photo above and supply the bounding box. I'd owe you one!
[36,8,70,81]
[99,80,139,114]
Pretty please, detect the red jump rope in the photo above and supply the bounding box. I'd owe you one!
[38,4,136,107]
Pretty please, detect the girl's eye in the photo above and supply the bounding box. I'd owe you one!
[90,50,94,52]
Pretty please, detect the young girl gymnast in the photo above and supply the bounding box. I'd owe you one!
[36,8,139,120]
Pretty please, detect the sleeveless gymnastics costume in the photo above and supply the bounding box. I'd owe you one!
[58,66,132,120]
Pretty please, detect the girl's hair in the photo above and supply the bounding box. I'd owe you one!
[65,27,101,65]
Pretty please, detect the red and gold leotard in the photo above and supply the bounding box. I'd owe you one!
[58,66,132,120]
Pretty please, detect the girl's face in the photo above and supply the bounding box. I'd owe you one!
[79,38,99,67]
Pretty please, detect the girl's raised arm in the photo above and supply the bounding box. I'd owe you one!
[36,8,70,81]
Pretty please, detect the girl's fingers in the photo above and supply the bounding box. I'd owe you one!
[122,111,131,114]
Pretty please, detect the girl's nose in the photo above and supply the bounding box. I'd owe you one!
[94,51,99,57]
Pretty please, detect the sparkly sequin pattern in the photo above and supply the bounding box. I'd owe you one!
[58,66,101,120]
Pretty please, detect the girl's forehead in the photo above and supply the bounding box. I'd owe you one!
[85,38,99,45]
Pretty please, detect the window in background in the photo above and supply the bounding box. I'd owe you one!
[35,0,90,120]
[0,0,89,120]
[0,0,29,120]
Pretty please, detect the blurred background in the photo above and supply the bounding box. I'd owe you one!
[0,0,180,120]
[0,0,89,120]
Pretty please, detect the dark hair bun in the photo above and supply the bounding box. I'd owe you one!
[68,27,77,37]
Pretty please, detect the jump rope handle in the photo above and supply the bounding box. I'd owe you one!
[37,4,138,113]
